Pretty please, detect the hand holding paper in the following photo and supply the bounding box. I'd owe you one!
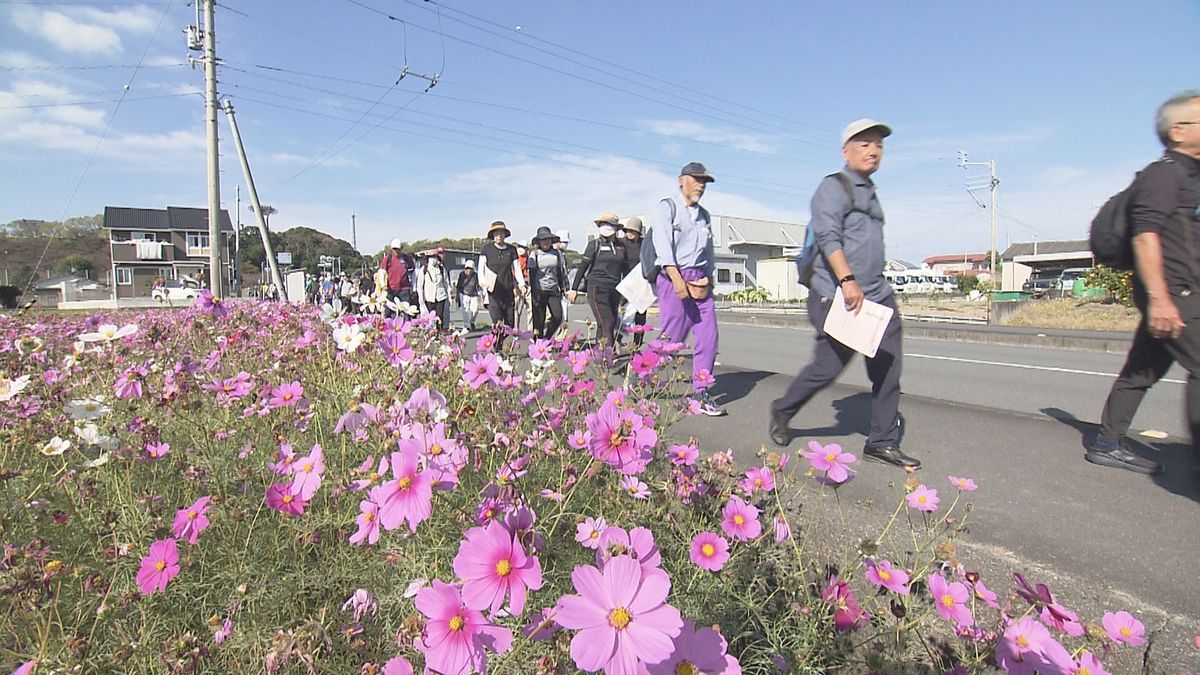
[822,287,894,358]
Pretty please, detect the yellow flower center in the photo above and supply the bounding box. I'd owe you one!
[302,462,313,473]
[398,476,412,489]
[495,559,512,577]
[701,543,715,557]
[918,496,928,504]
[1077,669,1091,675]
[155,561,165,571]
[1016,635,1029,648]
[825,452,837,462]
[941,594,955,608]
[282,494,293,504]
[430,444,443,456]
[879,570,891,581]
[364,512,375,522]
[589,531,600,540]
[448,615,465,631]
[608,607,631,630]
[187,511,198,521]
[733,514,745,526]
[368,472,379,481]
[282,392,293,400]
[754,478,764,487]
[609,432,625,447]
[675,663,699,675]
[1120,627,1131,637]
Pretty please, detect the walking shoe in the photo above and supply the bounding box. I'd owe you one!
[695,391,727,417]
[768,410,791,447]
[863,445,921,469]
[1084,440,1162,475]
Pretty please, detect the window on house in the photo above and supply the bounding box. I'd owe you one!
[131,231,156,242]
[186,232,210,255]
[734,272,744,283]
[717,269,731,283]
[115,267,133,285]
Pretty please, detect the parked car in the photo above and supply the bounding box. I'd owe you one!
[151,279,200,302]
[1021,276,1058,296]
[1057,267,1092,291]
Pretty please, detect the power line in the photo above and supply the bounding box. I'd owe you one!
[0,63,188,71]
[0,91,202,109]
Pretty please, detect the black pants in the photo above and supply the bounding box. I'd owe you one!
[488,285,516,331]
[772,293,903,449]
[429,299,449,331]
[532,291,564,339]
[632,310,647,347]
[1100,291,1200,456]
[587,284,621,349]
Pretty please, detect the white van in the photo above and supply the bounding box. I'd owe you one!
[884,271,912,294]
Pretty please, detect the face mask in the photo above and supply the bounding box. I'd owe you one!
[598,225,616,237]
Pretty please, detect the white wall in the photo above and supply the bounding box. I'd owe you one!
[756,258,809,301]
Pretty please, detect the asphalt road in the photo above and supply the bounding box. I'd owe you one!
[665,319,1200,669]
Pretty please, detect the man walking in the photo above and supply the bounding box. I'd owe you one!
[455,260,481,332]
[379,238,415,316]
[652,163,725,416]
[1091,91,1200,475]
[768,120,920,469]
[417,248,451,332]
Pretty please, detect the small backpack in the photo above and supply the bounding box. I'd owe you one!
[640,199,677,282]
[1088,157,1177,271]
[795,173,862,286]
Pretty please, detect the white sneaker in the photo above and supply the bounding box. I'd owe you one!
[696,392,727,417]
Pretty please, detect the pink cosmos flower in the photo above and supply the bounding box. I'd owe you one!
[619,475,650,499]
[970,579,1000,609]
[689,532,730,572]
[410,422,467,488]
[379,333,415,366]
[629,350,662,378]
[351,455,389,491]
[739,466,775,495]
[864,559,910,595]
[646,619,741,675]
[720,496,762,542]
[382,656,414,675]
[694,368,716,389]
[289,444,325,501]
[1101,610,1146,646]
[667,443,698,466]
[265,482,307,516]
[476,333,497,353]
[136,538,181,595]
[1073,651,1111,675]
[348,499,380,546]
[568,429,592,450]
[452,520,544,616]
[1013,573,1084,637]
[341,588,378,623]
[773,514,791,545]
[822,575,868,631]
[145,441,170,459]
[268,444,298,475]
[596,526,662,574]
[948,475,978,491]
[197,289,230,319]
[927,574,973,627]
[575,516,608,550]
[907,485,940,512]
[462,352,501,389]
[586,396,658,475]
[566,349,591,375]
[801,440,856,484]
[269,380,304,408]
[528,339,553,363]
[171,496,212,545]
[995,615,1074,675]
[414,580,513,675]
[372,446,433,532]
[113,371,143,400]
[555,556,684,673]
[212,618,233,646]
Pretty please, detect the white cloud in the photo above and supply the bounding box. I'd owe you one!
[0,79,106,128]
[264,152,359,169]
[889,128,1056,165]
[77,6,161,33]
[12,7,123,56]
[0,50,49,69]
[640,119,779,154]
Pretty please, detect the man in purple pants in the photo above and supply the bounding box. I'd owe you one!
[652,162,726,416]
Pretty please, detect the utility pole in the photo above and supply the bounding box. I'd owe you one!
[223,99,287,300]
[351,213,357,252]
[959,151,999,288]
[234,184,241,295]
[201,0,224,296]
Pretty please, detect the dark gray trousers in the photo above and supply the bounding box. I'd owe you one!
[1099,291,1200,456]
[771,293,903,449]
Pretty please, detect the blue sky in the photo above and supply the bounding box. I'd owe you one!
[2,0,1198,262]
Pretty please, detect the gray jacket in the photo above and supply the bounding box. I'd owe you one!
[808,166,892,303]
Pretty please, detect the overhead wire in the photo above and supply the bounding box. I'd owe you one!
[0,91,202,109]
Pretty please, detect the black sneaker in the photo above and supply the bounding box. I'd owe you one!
[863,445,921,469]
[1085,440,1162,475]
[695,391,727,417]
[768,411,791,447]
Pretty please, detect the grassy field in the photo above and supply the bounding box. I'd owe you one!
[1002,298,1140,331]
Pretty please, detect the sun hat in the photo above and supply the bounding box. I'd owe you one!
[487,221,511,238]
[679,162,714,183]
[840,118,892,146]
[533,226,560,243]
[464,260,475,269]
[555,228,571,244]
[623,217,643,234]
[593,211,620,226]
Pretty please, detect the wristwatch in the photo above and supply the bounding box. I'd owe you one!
[838,274,856,286]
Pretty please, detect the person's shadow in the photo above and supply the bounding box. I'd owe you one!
[1041,407,1199,502]
[775,392,876,446]
[711,370,773,406]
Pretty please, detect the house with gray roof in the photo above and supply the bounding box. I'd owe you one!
[1000,239,1094,291]
[709,214,806,296]
[103,206,235,299]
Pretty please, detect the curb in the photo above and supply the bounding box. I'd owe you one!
[717,310,1134,354]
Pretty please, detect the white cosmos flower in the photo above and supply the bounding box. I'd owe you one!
[496,356,514,373]
[65,396,112,420]
[74,423,117,450]
[402,578,428,599]
[360,290,387,314]
[332,323,366,353]
[16,336,44,356]
[41,436,71,456]
[83,452,110,469]
[0,375,31,402]
[319,299,343,324]
[79,323,138,343]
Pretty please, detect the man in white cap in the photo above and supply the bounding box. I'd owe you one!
[769,119,921,470]
[379,238,415,317]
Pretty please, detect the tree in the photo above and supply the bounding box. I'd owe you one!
[249,205,277,227]
[55,255,95,276]
[1084,265,1133,306]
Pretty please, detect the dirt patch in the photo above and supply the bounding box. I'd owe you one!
[896,295,988,321]
[1003,298,1140,331]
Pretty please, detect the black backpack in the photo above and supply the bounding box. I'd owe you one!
[1089,157,1174,270]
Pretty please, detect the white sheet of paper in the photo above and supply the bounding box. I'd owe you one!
[479,264,497,294]
[822,287,894,358]
[616,267,657,314]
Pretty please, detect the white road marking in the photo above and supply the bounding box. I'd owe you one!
[906,353,1186,385]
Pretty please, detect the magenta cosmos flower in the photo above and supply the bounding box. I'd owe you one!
[947,475,978,491]
[907,485,940,512]
[197,289,230,319]
[1101,610,1146,646]
[348,499,380,546]
[586,396,658,475]
[136,538,181,595]
[667,443,698,466]
[689,532,730,572]
[171,496,212,545]
[822,575,869,631]
[802,440,856,484]
[646,619,741,675]
[927,574,973,627]
[596,526,662,574]
[720,496,762,541]
[269,380,304,408]
[414,580,513,675]
[864,559,910,595]
[452,520,544,616]
[382,656,413,675]
[739,465,775,495]
[289,444,325,501]
[265,483,307,516]
[371,446,433,532]
[462,352,501,389]
[575,516,608,550]
[555,555,684,673]
[994,615,1074,675]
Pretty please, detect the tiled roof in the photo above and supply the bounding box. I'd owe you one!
[104,206,233,232]
[1001,240,1090,259]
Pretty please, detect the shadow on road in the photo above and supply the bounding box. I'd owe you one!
[712,370,773,406]
[783,391,874,445]
[1041,407,1200,503]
